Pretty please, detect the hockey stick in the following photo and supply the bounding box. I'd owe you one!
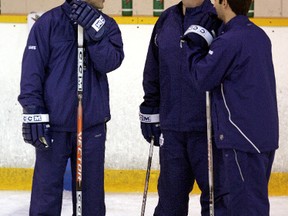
[140,137,154,216]
[206,91,214,216]
[76,25,84,216]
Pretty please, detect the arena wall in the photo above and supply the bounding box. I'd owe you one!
[1,0,288,17]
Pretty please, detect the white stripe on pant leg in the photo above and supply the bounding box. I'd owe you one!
[233,149,245,182]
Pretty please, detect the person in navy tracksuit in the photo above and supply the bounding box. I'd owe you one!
[18,0,124,215]
[182,0,279,215]
[139,0,228,215]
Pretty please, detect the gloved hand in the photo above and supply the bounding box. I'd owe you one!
[70,0,106,41]
[139,104,161,146]
[22,106,51,150]
[182,12,222,48]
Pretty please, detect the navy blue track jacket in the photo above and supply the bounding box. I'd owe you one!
[18,1,124,132]
[142,0,215,132]
[185,15,279,153]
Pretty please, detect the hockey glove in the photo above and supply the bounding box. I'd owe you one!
[70,0,106,41]
[182,12,222,49]
[139,104,161,146]
[22,106,51,150]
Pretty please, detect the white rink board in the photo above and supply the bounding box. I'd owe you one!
[0,23,287,172]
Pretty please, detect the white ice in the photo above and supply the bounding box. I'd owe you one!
[1,191,288,215]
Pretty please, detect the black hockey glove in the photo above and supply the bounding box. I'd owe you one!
[182,12,222,49]
[70,0,106,41]
[139,104,161,146]
[22,106,51,150]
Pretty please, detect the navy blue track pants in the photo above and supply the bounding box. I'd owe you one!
[154,130,228,216]
[223,149,275,216]
[29,124,106,216]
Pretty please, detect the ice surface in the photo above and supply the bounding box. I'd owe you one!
[0,191,288,215]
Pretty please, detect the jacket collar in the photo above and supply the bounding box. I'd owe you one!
[176,0,214,16]
[223,15,250,32]
[62,0,72,18]
[187,0,214,14]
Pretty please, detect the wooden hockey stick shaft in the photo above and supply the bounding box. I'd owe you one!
[206,91,214,216]
[141,137,154,216]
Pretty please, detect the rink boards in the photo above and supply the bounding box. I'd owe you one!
[0,16,288,196]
